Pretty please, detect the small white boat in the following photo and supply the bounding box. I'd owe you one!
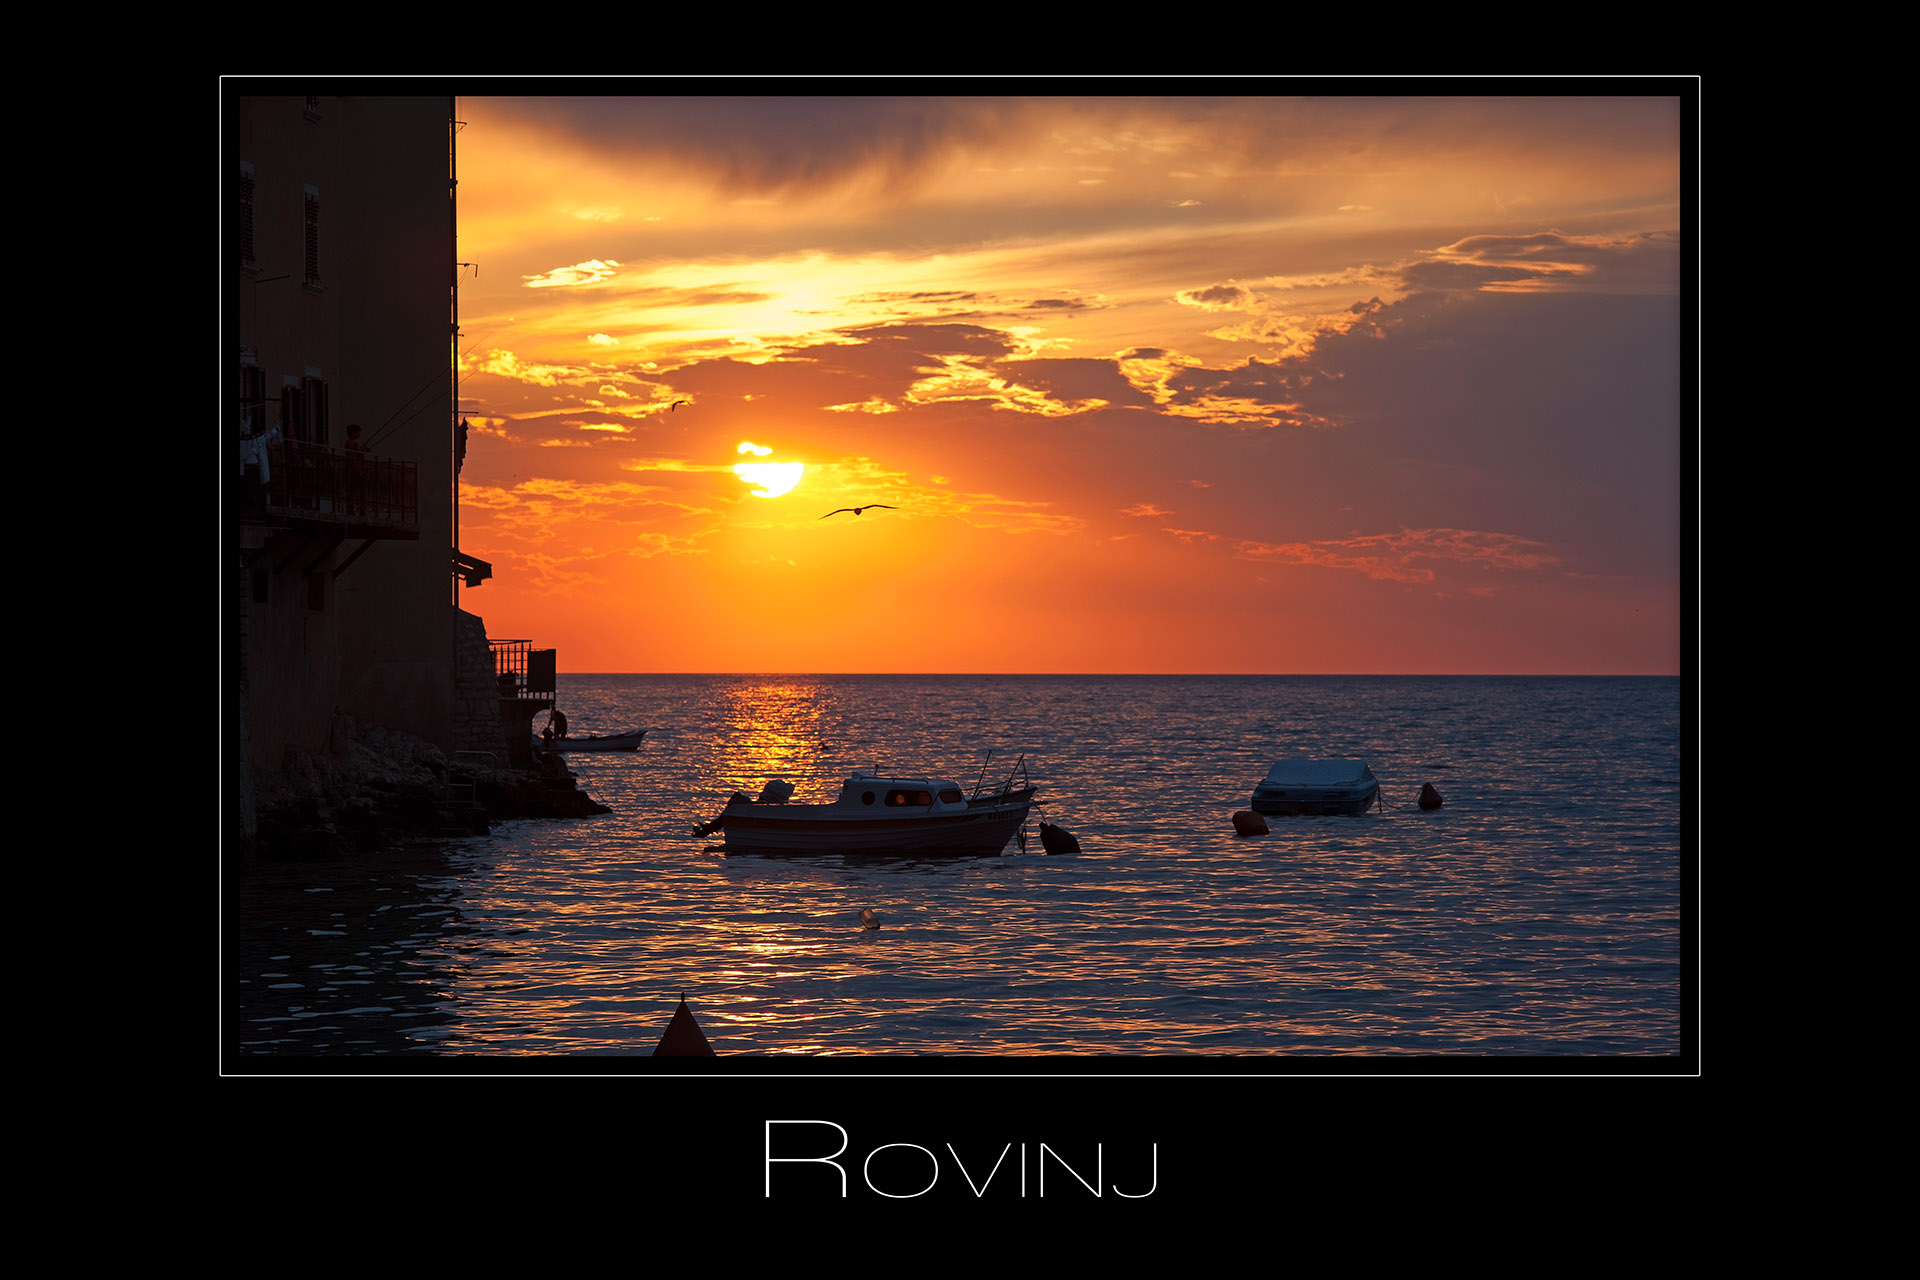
[1249,758,1379,816]
[540,729,647,752]
[695,768,1037,856]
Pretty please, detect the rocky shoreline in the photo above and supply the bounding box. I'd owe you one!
[243,717,610,863]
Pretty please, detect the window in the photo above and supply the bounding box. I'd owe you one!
[885,790,934,807]
[303,185,321,289]
[302,373,329,446]
[938,790,963,804]
[240,362,264,434]
[282,381,305,441]
[239,162,256,270]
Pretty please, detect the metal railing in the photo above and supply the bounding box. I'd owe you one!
[239,440,418,530]
[491,639,533,698]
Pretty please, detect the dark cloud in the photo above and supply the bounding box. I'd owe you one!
[656,323,1024,413]
[1399,260,1562,290]
[498,96,1034,195]
[1178,283,1251,309]
[993,358,1157,409]
[1162,356,1310,407]
[850,290,981,304]
[1268,287,1682,575]
[1400,230,1683,294]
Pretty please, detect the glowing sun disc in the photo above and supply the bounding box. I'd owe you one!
[734,461,804,498]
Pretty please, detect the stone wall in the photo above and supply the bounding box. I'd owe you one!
[453,609,509,761]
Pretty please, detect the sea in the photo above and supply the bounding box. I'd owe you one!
[224,674,1689,1067]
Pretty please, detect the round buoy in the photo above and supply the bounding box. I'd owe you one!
[1418,782,1445,810]
[1232,810,1269,836]
[1039,821,1081,854]
[859,908,880,930]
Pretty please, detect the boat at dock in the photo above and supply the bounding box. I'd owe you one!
[1249,759,1380,816]
[695,767,1037,856]
[539,729,647,752]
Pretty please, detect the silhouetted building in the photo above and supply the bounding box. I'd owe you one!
[231,93,538,844]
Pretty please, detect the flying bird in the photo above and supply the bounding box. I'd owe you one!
[671,400,689,411]
[820,504,898,519]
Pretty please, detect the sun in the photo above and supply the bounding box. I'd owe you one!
[733,441,804,498]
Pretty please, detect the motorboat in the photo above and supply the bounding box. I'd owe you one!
[539,728,647,752]
[694,768,1037,856]
[1249,758,1380,816]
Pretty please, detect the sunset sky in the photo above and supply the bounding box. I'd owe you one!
[449,92,1687,674]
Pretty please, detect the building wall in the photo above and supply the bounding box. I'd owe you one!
[331,97,461,751]
[236,95,458,766]
[239,548,344,772]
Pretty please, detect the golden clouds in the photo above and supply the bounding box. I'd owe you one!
[523,259,622,287]
[447,95,1684,672]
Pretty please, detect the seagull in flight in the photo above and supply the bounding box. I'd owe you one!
[820,504,898,519]
[670,400,689,411]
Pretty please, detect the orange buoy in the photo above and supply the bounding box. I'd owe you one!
[1232,810,1269,836]
[1418,782,1445,811]
[653,995,716,1056]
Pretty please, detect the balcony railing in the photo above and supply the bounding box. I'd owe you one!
[490,640,556,700]
[239,439,418,531]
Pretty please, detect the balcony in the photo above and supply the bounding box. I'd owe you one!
[491,640,557,767]
[238,439,419,538]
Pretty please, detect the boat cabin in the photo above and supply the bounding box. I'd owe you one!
[832,771,968,810]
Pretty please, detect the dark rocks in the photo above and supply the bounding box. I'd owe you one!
[248,722,607,862]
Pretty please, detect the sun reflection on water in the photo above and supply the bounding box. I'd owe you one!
[714,678,844,799]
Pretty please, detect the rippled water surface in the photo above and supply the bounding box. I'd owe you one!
[226,675,1687,1060]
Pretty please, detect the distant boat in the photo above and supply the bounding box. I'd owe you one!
[540,728,647,752]
[695,768,1036,856]
[1249,759,1379,816]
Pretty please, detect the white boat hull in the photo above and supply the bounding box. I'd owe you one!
[716,783,1035,856]
[541,730,647,752]
[720,802,1031,855]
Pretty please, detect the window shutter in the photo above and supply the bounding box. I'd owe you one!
[283,384,304,441]
[304,376,329,445]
